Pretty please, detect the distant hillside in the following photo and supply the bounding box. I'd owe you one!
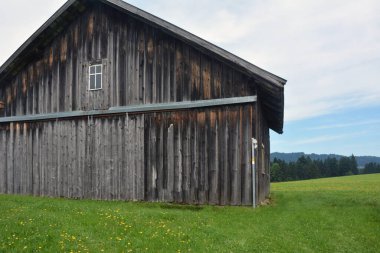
[271,152,380,168]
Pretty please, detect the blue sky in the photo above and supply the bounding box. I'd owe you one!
[0,0,379,156]
[272,106,380,156]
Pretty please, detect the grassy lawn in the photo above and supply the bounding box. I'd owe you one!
[0,174,379,253]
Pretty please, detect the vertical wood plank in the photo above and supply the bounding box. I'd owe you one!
[181,114,191,203]
[116,117,123,200]
[39,125,45,196]
[137,115,145,200]
[144,115,151,200]
[241,105,252,205]
[137,28,145,104]
[182,46,190,101]
[169,41,176,102]
[0,128,7,193]
[78,120,86,198]
[208,111,219,204]
[175,44,183,102]
[190,49,201,100]
[32,125,40,195]
[145,29,154,104]
[197,112,206,204]
[111,118,118,199]
[26,124,33,194]
[14,123,21,194]
[163,41,170,103]
[156,117,164,201]
[166,122,174,202]
[201,56,211,99]
[71,121,78,198]
[7,123,14,194]
[221,109,229,205]
[84,116,92,199]
[120,115,127,200]
[149,115,157,201]
[124,114,132,200]
[173,120,182,202]
[190,113,198,204]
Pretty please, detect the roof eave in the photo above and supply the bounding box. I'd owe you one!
[0,0,79,82]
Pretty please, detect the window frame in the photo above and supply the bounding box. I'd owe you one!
[88,64,103,91]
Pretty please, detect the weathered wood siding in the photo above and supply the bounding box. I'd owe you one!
[0,105,255,205]
[1,3,254,118]
[255,98,271,204]
[0,2,273,205]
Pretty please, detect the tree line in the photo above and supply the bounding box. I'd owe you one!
[362,163,380,175]
[270,155,379,182]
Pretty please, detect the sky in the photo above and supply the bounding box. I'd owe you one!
[0,0,379,156]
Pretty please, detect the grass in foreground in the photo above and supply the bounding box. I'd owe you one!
[0,174,379,253]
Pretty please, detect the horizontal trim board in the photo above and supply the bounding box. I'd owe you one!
[0,96,257,123]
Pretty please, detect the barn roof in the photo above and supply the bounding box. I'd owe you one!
[0,0,286,133]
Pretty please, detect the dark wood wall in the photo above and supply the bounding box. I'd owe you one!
[0,105,256,205]
[0,3,254,117]
[0,2,271,205]
[256,98,271,203]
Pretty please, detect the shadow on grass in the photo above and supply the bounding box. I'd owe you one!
[159,203,204,211]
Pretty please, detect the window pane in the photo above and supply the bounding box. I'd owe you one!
[90,75,95,90]
[96,74,102,89]
[90,66,95,74]
[96,65,102,74]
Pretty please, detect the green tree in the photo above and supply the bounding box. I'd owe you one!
[339,157,352,176]
[325,157,338,177]
[308,162,321,179]
[350,155,359,175]
[270,163,283,182]
[362,163,380,174]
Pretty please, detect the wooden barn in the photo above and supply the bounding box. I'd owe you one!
[0,0,286,206]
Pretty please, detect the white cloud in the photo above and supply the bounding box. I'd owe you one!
[308,119,380,131]
[293,131,367,145]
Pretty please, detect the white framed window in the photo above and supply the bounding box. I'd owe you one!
[89,64,102,90]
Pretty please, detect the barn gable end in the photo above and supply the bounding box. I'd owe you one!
[0,0,285,206]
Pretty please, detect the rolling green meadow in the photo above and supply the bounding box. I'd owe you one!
[0,174,379,253]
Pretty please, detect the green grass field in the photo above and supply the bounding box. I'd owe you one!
[1,174,379,253]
